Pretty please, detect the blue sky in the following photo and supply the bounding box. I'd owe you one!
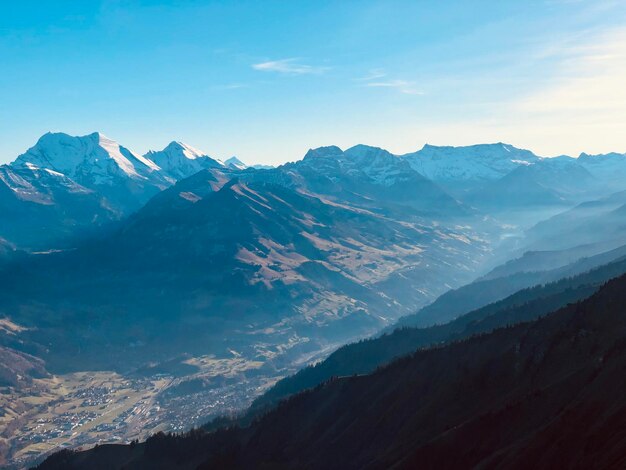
[2,0,626,165]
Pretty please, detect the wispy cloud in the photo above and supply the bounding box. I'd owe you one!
[252,58,328,75]
[356,68,387,81]
[516,28,626,118]
[357,68,423,95]
[362,76,423,95]
[212,83,249,90]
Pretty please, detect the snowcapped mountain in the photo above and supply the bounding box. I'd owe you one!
[14,132,167,187]
[397,143,626,202]
[401,143,540,183]
[1,132,232,250]
[4,133,626,254]
[0,144,500,379]
[10,135,626,467]
[11,132,174,218]
[297,144,404,186]
[225,156,247,170]
[144,141,225,180]
[393,143,626,223]
[250,144,468,217]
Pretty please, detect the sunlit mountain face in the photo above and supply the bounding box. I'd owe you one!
[3,129,626,468]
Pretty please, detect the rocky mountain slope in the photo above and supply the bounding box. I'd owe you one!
[0,164,491,374]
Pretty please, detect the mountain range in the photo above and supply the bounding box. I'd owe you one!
[4,133,626,252]
[3,132,626,379]
[4,131,626,468]
[0,138,495,375]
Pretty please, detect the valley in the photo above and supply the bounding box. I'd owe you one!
[1,354,281,469]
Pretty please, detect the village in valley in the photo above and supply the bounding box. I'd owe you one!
[0,355,275,469]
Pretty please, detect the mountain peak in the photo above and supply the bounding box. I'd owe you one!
[161,141,210,160]
[225,156,247,170]
[145,142,224,179]
[303,146,343,160]
[13,132,161,183]
[344,144,395,159]
[86,131,106,139]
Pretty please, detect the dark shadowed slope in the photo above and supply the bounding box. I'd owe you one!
[37,272,626,469]
[0,164,121,251]
[246,253,626,413]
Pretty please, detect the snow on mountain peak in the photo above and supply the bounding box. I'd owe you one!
[13,132,160,185]
[225,156,247,170]
[402,143,540,182]
[163,141,211,161]
[144,141,225,180]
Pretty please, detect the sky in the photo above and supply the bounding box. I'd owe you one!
[1,0,626,166]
